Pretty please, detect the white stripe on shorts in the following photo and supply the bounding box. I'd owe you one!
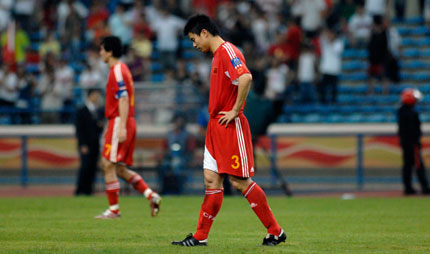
[235,117,249,177]
[110,117,120,162]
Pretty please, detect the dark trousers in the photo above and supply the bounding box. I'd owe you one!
[75,153,99,195]
[401,144,429,191]
[318,74,338,104]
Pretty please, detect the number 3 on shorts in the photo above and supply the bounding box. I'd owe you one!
[231,155,240,169]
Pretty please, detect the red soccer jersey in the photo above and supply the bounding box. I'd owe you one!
[105,62,135,119]
[209,42,250,118]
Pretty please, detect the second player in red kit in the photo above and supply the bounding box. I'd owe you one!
[95,36,161,219]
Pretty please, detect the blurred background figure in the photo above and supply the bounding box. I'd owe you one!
[159,113,196,194]
[318,28,344,104]
[397,89,430,195]
[74,88,104,196]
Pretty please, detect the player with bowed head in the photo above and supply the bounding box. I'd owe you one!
[95,36,161,219]
[172,14,286,247]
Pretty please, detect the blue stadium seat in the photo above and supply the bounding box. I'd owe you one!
[151,73,164,82]
[180,39,193,48]
[151,62,162,72]
[402,49,420,57]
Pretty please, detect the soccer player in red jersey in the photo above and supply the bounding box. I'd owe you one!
[172,15,286,246]
[95,36,161,219]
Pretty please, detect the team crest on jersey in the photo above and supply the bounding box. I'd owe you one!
[231,57,242,68]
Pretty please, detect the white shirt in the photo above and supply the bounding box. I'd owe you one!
[151,14,185,51]
[320,37,344,75]
[108,12,133,45]
[0,71,18,102]
[80,69,103,89]
[265,63,289,100]
[365,0,386,16]
[348,13,373,40]
[55,65,75,100]
[298,52,316,82]
[0,0,13,31]
[297,0,326,31]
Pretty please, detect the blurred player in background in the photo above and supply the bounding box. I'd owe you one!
[172,14,286,247]
[397,88,430,195]
[95,36,161,219]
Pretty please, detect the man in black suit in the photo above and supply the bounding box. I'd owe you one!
[75,89,104,195]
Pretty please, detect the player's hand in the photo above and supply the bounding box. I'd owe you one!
[218,110,238,128]
[119,128,127,143]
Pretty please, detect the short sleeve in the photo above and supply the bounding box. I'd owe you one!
[113,64,129,99]
[221,44,250,82]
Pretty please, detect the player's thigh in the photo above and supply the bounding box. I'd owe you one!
[203,169,225,189]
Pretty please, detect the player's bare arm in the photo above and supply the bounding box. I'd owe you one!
[218,73,253,127]
[118,96,129,142]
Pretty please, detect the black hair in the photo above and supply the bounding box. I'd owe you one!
[87,88,101,97]
[183,14,220,36]
[100,36,123,58]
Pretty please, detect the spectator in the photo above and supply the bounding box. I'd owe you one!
[318,28,344,104]
[285,17,302,73]
[55,57,75,123]
[0,63,18,108]
[424,0,430,27]
[151,8,185,70]
[268,31,289,63]
[39,32,61,58]
[38,69,63,123]
[63,4,84,48]
[297,42,317,104]
[125,48,145,82]
[264,55,289,102]
[1,21,30,64]
[57,0,88,40]
[251,9,271,52]
[159,113,196,194]
[108,4,133,51]
[385,18,401,84]
[365,0,386,18]
[295,0,327,38]
[131,25,153,60]
[348,3,372,47]
[13,0,35,31]
[79,62,103,89]
[17,73,39,124]
[367,15,388,94]
[394,0,406,21]
[0,0,13,31]
[264,55,291,117]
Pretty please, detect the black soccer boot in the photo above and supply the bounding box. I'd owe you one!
[172,233,208,247]
[262,229,287,246]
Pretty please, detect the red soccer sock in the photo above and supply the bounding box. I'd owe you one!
[243,182,281,236]
[128,174,153,200]
[193,189,224,240]
[106,180,120,214]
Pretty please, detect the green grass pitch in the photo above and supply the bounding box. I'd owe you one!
[1,196,429,253]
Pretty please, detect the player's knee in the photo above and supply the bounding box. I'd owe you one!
[101,159,115,173]
[115,166,127,176]
[228,176,251,192]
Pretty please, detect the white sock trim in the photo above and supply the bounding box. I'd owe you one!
[109,204,119,211]
[144,189,153,198]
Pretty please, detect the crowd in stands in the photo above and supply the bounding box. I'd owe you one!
[0,0,429,125]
